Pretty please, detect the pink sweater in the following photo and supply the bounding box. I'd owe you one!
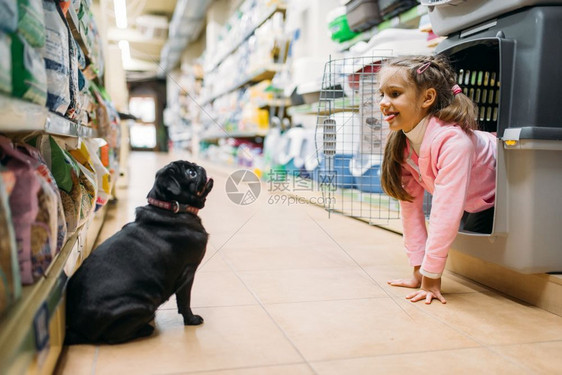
[399,117,497,276]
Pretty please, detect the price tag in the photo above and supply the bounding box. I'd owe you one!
[33,303,50,351]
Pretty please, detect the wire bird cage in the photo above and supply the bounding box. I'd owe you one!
[313,56,405,224]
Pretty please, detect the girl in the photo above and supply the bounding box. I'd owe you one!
[378,55,497,304]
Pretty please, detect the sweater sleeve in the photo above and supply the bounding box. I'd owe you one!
[421,132,474,276]
[400,167,427,267]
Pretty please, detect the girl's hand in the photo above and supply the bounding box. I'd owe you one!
[406,276,447,304]
[387,266,422,288]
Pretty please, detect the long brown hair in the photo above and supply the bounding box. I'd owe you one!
[380,55,478,202]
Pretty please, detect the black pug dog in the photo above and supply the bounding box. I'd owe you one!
[65,160,213,345]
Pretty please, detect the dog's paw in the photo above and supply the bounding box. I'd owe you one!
[183,314,204,325]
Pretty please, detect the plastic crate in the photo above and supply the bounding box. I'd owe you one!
[345,0,382,32]
[435,6,562,272]
[378,0,418,20]
[421,0,562,36]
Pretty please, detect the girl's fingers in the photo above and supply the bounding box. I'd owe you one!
[407,291,425,302]
[425,293,433,304]
[436,292,447,304]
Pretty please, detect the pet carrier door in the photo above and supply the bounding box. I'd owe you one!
[315,57,400,225]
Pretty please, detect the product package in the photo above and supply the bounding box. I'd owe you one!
[26,134,80,233]
[83,139,111,211]
[65,36,81,120]
[42,0,70,115]
[19,139,67,253]
[0,32,11,95]
[17,0,45,47]
[0,136,56,285]
[0,0,18,33]
[69,140,98,218]
[0,168,22,317]
[11,34,47,105]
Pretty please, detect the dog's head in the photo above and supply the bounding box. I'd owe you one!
[147,161,214,209]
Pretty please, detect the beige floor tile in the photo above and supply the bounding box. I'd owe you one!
[337,244,409,268]
[266,298,478,362]
[198,251,232,273]
[238,267,388,304]
[181,363,315,375]
[94,306,303,374]
[311,347,528,375]
[493,341,562,374]
[53,345,97,375]
[423,293,562,345]
[160,268,258,310]
[220,244,356,272]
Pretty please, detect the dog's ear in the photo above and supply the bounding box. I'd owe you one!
[165,175,182,196]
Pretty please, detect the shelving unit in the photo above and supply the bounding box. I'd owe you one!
[205,4,287,73]
[0,232,78,374]
[201,128,268,142]
[0,2,116,373]
[287,97,360,117]
[0,95,98,138]
[201,63,284,106]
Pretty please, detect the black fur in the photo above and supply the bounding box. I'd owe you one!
[65,161,214,345]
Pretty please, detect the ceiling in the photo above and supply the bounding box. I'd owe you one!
[99,0,178,73]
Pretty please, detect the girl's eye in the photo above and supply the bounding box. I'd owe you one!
[391,91,400,98]
[188,169,197,178]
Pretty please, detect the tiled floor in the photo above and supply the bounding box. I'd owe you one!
[55,151,562,374]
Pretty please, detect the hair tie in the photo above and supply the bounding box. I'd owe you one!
[416,62,431,74]
[452,84,462,96]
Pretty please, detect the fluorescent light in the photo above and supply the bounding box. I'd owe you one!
[118,40,131,66]
[114,0,128,29]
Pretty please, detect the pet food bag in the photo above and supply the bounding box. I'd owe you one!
[0,136,52,285]
[69,141,98,221]
[11,34,47,105]
[65,36,81,121]
[26,134,80,233]
[83,139,111,210]
[42,0,70,115]
[76,162,96,224]
[0,168,22,317]
[0,0,18,33]
[92,87,110,136]
[0,32,11,95]
[18,140,67,253]
[17,0,45,47]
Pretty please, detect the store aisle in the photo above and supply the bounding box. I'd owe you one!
[55,151,562,375]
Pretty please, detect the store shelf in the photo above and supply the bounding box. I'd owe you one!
[0,231,79,375]
[205,4,286,73]
[337,5,428,52]
[287,96,360,116]
[0,95,97,138]
[200,128,268,141]
[257,98,291,108]
[201,64,284,105]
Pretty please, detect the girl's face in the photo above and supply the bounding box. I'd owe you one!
[378,67,433,133]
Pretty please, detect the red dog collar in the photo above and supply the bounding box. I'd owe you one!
[147,197,199,215]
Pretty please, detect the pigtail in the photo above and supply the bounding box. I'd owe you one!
[436,91,478,133]
[381,131,413,202]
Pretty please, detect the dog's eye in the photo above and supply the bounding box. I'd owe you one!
[188,169,197,178]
